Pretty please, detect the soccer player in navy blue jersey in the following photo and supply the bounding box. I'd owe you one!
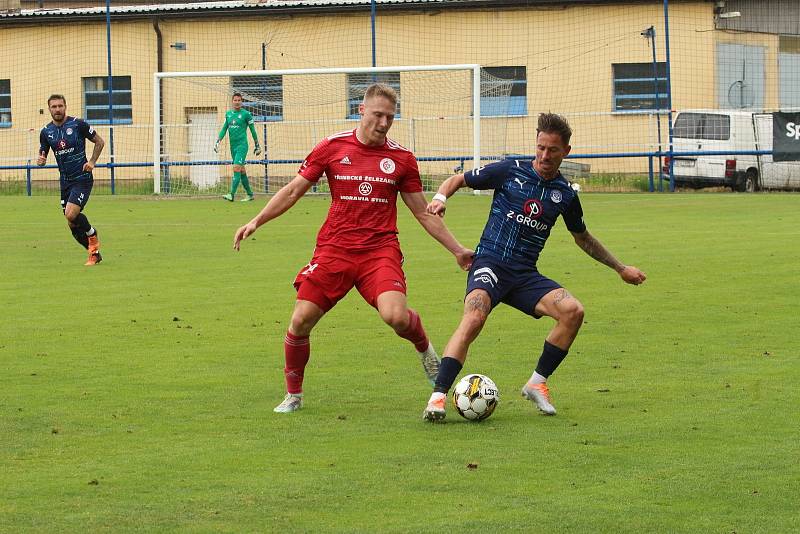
[423,113,646,421]
[37,95,105,265]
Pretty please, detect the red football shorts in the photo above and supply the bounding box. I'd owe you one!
[293,246,407,312]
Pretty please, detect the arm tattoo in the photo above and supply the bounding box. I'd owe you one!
[576,232,623,271]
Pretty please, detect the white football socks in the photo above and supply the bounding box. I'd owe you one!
[429,391,446,402]
[528,371,547,385]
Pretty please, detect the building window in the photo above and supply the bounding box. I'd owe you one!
[0,79,11,127]
[481,66,527,117]
[231,75,283,121]
[716,43,765,109]
[347,73,401,119]
[612,63,668,112]
[83,76,132,124]
[779,36,800,109]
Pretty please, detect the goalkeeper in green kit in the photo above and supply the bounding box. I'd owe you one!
[215,92,261,201]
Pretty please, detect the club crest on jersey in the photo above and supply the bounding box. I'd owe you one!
[358,182,373,196]
[551,190,562,203]
[66,128,73,135]
[380,158,396,174]
[523,199,543,219]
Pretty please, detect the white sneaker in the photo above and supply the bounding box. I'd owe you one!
[273,393,303,413]
[422,392,446,422]
[521,382,557,415]
[418,342,440,386]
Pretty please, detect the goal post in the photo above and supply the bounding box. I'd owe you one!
[153,64,496,195]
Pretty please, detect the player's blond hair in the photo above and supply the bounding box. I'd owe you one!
[363,83,398,106]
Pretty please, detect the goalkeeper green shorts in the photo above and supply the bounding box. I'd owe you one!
[230,144,249,165]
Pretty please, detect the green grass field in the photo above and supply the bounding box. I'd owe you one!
[2,193,799,533]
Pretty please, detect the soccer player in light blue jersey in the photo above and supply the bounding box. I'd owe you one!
[422,113,646,421]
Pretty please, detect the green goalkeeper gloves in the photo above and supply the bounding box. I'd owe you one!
[254,143,262,156]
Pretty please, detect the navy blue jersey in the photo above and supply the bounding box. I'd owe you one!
[39,117,96,181]
[465,159,586,268]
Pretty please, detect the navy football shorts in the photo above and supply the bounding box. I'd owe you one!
[60,178,93,212]
[466,255,561,318]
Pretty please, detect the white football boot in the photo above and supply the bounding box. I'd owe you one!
[521,382,557,415]
[422,392,447,422]
[273,393,303,413]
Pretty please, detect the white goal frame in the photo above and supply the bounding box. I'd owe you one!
[152,64,482,193]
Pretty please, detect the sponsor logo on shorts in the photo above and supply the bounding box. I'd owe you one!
[473,266,498,288]
[379,158,395,174]
[301,262,318,275]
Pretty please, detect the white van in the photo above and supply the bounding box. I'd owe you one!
[663,110,800,191]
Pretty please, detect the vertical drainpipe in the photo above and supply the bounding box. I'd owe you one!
[153,18,165,192]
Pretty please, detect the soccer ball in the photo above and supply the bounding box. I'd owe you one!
[452,374,499,421]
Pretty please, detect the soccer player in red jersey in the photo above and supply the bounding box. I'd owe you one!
[233,83,474,413]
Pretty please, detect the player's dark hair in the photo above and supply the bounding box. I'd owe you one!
[48,94,66,105]
[232,92,243,99]
[537,113,572,145]
[363,83,398,106]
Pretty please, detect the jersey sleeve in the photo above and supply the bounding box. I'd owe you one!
[562,192,587,233]
[77,119,96,141]
[39,129,50,156]
[217,115,229,140]
[246,111,258,139]
[464,159,515,190]
[397,153,423,193]
[298,138,330,182]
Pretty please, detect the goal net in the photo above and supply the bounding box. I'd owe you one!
[153,65,514,195]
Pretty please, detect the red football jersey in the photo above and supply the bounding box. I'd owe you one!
[298,129,423,252]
